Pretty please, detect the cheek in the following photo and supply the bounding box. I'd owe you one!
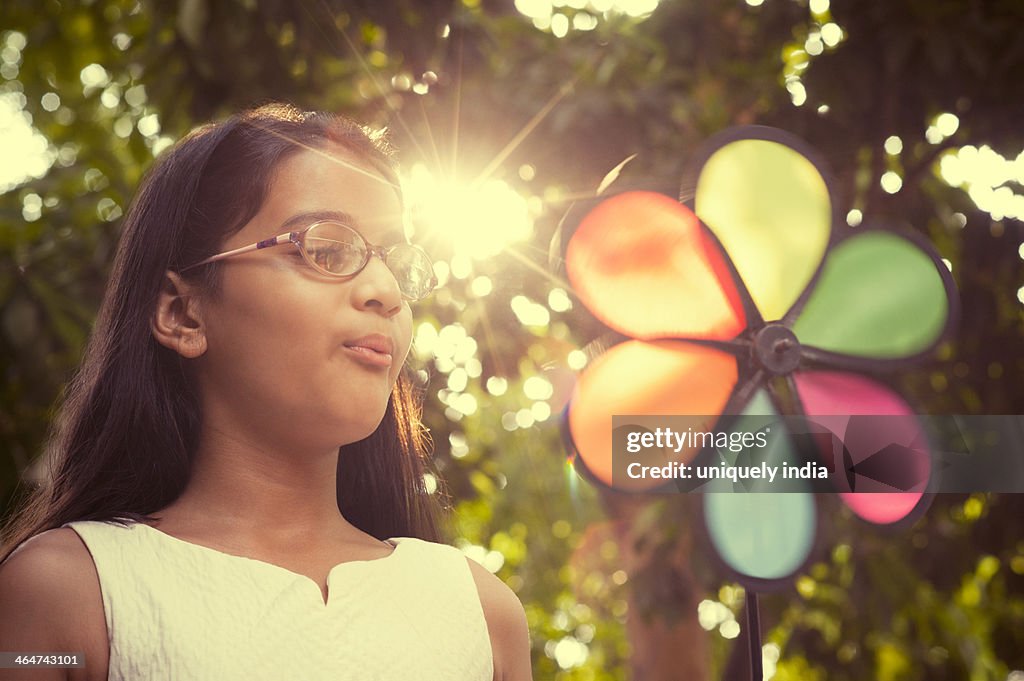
[203,312,320,406]
[209,298,315,354]
[389,308,415,380]
[203,275,329,380]
[401,305,417,355]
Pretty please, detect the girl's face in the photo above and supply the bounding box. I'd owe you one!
[195,144,413,451]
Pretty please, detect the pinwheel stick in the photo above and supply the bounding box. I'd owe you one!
[746,593,763,681]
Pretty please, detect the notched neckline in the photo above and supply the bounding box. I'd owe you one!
[131,521,405,607]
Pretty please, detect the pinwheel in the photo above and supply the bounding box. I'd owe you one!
[559,127,958,677]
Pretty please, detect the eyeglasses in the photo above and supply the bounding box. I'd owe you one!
[180,220,438,301]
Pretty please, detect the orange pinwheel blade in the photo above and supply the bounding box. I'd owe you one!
[568,340,738,492]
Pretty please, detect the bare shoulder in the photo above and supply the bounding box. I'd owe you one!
[465,557,533,681]
[0,528,109,681]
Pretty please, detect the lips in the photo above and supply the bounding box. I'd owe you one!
[342,333,395,368]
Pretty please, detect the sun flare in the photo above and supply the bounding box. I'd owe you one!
[403,163,534,261]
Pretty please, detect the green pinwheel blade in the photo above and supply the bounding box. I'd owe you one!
[695,138,831,321]
[792,231,949,359]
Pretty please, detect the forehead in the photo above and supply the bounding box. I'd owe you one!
[237,144,404,244]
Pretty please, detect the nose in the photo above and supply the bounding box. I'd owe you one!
[351,251,404,316]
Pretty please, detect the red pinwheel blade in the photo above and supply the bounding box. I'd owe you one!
[566,191,746,341]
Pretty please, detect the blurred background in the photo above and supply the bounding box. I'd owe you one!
[1,0,1023,678]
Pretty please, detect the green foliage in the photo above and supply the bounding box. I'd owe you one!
[755,494,1024,679]
[2,0,1023,678]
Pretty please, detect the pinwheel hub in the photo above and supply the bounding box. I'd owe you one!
[753,323,802,375]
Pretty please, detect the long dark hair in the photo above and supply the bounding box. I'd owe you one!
[1,103,446,561]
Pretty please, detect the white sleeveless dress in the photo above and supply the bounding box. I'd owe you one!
[64,520,494,681]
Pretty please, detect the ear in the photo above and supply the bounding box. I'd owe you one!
[151,270,208,358]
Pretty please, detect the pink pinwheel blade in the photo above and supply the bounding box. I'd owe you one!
[794,371,929,524]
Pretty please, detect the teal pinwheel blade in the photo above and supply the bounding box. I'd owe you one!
[702,492,818,588]
[699,388,818,588]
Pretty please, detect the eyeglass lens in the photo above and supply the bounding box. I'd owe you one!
[303,222,435,300]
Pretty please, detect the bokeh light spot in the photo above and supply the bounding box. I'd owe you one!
[821,22,842,46]
[881,171,903,194]
[884,135,903,155]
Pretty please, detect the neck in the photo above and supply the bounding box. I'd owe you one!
[158,421,363,548]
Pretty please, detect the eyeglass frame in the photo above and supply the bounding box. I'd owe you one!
[178,220,438,301]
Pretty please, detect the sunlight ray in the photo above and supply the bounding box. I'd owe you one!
[541,189,607,205]
[305,0,430,162]
[418,97,445,178]
[502,243,578,297]
[252,120,400,188]
[472,79,576,187]
[472,294,510,380]
[451,30,464,179]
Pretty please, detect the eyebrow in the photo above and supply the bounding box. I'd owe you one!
[279,210,406,245]
[281,210,355,231]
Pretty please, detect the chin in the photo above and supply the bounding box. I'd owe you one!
[320,387,393,444]
[344,409,390,445]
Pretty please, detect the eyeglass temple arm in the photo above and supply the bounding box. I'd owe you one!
[179,232,298,272]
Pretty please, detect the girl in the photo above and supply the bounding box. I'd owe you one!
[0,103,532,681]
